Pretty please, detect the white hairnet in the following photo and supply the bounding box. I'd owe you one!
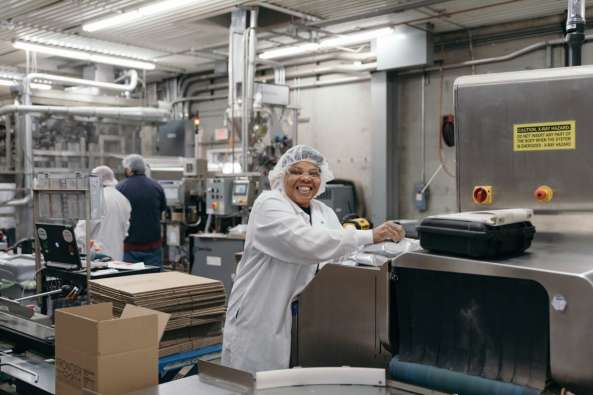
[268,144,334,196]
[122,154,146,175]
[92,165,117,187]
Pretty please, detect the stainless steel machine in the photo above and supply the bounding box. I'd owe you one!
[296,66,593,395]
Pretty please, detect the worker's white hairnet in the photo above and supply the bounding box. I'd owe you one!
[122,154,146,175]
[92,165,117,187]
[268,144,334,196]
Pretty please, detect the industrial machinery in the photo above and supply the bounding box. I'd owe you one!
[295,65,593,395]
[317,183,357,222]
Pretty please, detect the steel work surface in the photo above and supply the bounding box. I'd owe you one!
[0,312,54,342]
[124,375,420,395]
[409,231,593,274]
[395,232,593,393]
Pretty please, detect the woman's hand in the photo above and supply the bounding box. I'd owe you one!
[372,222,405,243]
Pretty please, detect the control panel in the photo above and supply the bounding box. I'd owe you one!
[206,177,235,215]
[232,178,256,207]
[471,184,557,206]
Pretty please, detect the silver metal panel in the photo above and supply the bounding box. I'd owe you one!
[455,66,593,212]
[393,232,593,393]
[254,83,290,106]
[297,263,391,368]
[0,311,54,340]
[191,235,244,297]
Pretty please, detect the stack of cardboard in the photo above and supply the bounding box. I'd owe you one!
[89,271,226,356]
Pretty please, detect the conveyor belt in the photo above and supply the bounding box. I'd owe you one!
[393,267,549,390]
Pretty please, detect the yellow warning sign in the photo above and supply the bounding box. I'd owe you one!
[513,121,576,151]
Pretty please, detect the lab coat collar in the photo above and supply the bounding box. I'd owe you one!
[280,190,324,226]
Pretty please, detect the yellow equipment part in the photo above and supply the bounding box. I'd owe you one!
[342,217,371,230]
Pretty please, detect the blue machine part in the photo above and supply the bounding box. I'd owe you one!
[159,344,222,378]
[389,357,541,395]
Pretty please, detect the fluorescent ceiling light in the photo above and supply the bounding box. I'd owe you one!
[320,28,394,48]
[13,41,156,70]
[260,27,395,60]
[0,78,51,90]
[260,43,320,60]
[83,0,203,32]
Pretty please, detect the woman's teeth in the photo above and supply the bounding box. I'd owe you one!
[297,186,311,194]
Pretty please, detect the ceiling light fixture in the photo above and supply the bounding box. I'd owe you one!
[83,0,204,32]
[260,27,395,60]
[13,41,156,70]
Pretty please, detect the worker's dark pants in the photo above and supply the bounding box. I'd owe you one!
[124,247,162,269]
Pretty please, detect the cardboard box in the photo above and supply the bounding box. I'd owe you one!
[55,303,169,395]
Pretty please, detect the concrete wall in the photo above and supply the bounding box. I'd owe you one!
[293,80,373,216]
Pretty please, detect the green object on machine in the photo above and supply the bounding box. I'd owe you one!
[389,357,541,395]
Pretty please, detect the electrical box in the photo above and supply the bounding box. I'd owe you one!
[183,158,208,177]
[376,25,432,71]
[232,177,256,207]
[157,120,194,157]
[206,177,235,215]
[159,180,184,207]
[414,182,429,212]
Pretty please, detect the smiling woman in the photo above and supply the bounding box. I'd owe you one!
[220,144,405,374]
[283,161,322,208]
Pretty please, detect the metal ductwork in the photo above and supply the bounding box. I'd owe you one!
[566,0,586,66]
[0,105,169,121]
[22,70,139,93]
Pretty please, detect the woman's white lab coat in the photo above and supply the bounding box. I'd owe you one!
[221,189,373,374]
[76,186,131,260]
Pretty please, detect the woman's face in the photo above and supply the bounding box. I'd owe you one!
[283,161,321,208]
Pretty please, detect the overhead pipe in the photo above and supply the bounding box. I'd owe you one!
[565,0,586,66]
[242,8,258,173]
[174,52,377,115]
[0,195,31,208]
[399,36,590,75]
[186,62,377,96]
[180,76,372,111]
[0,105,170,121]
[23,69,138,93]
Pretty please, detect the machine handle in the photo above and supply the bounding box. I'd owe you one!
[0,360,39,383]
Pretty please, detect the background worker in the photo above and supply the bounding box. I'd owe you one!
[75,165,131,261]
[116,154,166,267]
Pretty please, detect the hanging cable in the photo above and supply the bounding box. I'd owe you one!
[437,67,455,178]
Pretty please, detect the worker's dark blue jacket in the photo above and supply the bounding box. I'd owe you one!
[116,175,166,245]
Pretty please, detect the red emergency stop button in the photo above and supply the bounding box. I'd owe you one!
[211,201,218,209]
[534,185,553,202]
[473,186,493,205]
